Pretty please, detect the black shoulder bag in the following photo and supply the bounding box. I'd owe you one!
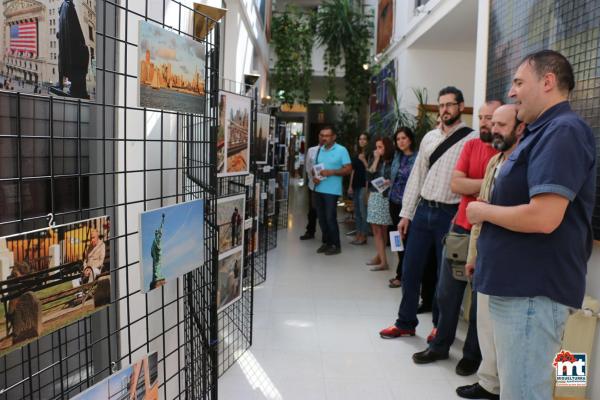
[428,127,473,168]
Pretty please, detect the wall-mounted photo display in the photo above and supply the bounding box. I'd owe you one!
[217,194,245,258]
[0,216,111,356]
[217,248,242,311]
[275,144,287,166]
[267,178,276,216]
[138,21,206,115]
[255,112,271,164]
[217,91,251,176]
[0,0,97,99]
[72,352,159,399]
[139,200,204,293]
[276,171,289,201]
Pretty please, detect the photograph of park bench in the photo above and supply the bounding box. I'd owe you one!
[139,200,205,293]
[255,112,271,164]
[276,171,289,201]
[217,248,242,312]
[217,194,245,259]
[267,178,276,216]
[0,216,111,356]
[217,91,251,176]
[72,352,159,399]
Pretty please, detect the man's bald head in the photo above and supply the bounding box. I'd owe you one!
[491,104,524,152]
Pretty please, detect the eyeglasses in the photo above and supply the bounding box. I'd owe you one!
[438,102,459,109]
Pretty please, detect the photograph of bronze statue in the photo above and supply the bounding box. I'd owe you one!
[217,249,242,312]
[139,200,204,293]
[72,352,159,399]
[0,216,110,356]
[0,0,96,99]
[216,194,245,259]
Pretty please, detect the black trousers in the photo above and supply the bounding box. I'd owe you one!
[306,188,318,236]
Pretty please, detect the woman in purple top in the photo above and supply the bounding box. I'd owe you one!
[388,127,417,288]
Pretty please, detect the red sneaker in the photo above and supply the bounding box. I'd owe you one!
[426,328,438,343]
[379,325,416,339]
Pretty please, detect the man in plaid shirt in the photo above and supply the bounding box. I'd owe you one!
[379,86,477,339]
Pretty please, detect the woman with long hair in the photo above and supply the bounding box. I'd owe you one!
[348,132,369,244]
[366,136,394,270]
[387,127,417,287]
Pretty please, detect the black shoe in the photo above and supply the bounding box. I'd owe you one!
[417,303,432,314]
[412,348,449,364]
[324,246,341,255]
[456,383,499,399]
[456,358,481,376]
[300,233,315,240]
[316,244,329,253]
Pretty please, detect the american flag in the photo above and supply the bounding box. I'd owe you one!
[10,22,37,58]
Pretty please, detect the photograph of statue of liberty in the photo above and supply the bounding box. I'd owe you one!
[0,0,97,99]
[72,352,159,399]
[139,200,204,293]
[216,194,245,259]
[138,21,206,114]
[0,216,110,356]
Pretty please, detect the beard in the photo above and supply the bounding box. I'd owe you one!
[479,129,492,143]
[492,132,517,152]
[442,112,461,127]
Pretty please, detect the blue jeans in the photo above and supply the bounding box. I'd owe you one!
[353,186,368,235]
[429,224,481,360]
[314,191,340,248]
[489,296,570,400]
[395,201,457,329]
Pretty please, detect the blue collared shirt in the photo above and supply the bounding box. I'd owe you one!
[474,101,596,308]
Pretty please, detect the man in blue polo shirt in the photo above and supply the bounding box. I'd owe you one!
[467,50,596,400]
[313,125,352,255]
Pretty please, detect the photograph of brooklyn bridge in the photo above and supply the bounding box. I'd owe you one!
[217,91,251,176]
[0,216,111,356]
[138,21,206,114]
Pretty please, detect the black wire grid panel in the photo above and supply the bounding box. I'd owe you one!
[0,1,220,399]
[487,0,600,237]
[215,83,256,377]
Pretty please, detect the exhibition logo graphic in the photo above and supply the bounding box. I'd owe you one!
[554,350,587,387]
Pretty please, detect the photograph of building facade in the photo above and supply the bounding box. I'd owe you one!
[0,0,96,98]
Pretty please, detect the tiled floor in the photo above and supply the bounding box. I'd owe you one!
[219,181,473,399]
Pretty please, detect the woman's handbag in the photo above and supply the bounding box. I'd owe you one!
[444,231,470,281]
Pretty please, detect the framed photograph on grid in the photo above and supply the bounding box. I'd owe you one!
[217,248,242,311]
[276,171,289,201]
[0,216,111,356]
[138,21,206,114]
[72,353,159,399]
[217,194,246,259]
[267,178,276,216]
[138,200,205,293]
[255,112,270,164]
[217,91,251,176]
[0,0,97,100]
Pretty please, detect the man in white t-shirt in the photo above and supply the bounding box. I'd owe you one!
[300,132,325,240]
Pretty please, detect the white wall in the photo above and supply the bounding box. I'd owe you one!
[398,47,475,112]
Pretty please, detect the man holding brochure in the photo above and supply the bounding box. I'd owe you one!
[312,126,352,256]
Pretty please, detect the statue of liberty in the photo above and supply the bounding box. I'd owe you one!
[150,213,166,290]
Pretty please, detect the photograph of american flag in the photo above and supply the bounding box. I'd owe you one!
[9,21,37,57]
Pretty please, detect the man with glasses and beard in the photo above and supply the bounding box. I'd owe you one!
[456,104,525,400]
[411,100,502,375]
[467,50,595,400]
[379,86,478,340]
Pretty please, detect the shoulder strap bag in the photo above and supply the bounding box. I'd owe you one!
[429,127,473,168]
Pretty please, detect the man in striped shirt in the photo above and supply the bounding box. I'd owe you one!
[380,86,477,339]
